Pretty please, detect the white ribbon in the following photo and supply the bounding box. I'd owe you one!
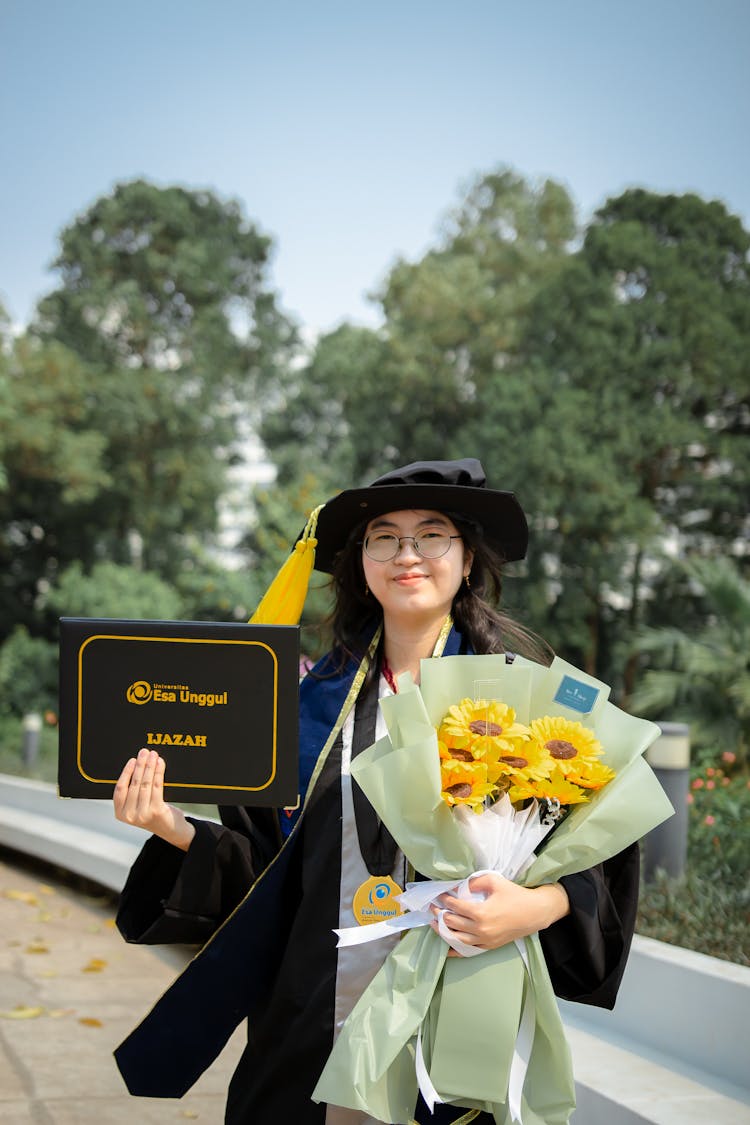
[335,871,493,955]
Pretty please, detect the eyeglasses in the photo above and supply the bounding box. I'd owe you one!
[363,532,462,562]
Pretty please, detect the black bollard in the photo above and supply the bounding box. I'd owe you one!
[644,721,689,881]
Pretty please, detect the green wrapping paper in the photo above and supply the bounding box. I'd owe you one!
[313,656,674,1124]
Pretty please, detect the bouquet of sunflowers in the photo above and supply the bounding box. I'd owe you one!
[439,697,615,814]
[314,654,673,1125]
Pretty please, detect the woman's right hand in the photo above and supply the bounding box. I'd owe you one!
[114,748,196,852]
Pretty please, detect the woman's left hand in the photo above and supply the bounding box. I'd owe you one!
[431,872,570,954]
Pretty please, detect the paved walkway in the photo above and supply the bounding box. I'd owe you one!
[0,846,244,1124]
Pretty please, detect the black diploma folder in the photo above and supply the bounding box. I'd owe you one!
[58,618,299,805]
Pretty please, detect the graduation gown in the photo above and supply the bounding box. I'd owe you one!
[114,630,639,1124]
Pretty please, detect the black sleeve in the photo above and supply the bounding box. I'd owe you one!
[116,806,282,946]
[539,842,640,1010]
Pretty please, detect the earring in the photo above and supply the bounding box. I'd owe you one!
[464,574,471,590]
[365,582,370,597]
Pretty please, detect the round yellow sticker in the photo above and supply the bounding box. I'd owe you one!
[352,875,403,926]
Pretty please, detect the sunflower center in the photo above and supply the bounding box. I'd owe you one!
[446,782,473,798]
[546,739,578,760]
[469,720,503,737]
[499,755,528,768]
[450,749,474,762]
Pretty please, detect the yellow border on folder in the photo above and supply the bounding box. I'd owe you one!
[76,634,279,792]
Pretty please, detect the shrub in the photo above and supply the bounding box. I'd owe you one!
[638,759,750,965]
[0,627,58,719]
[45,561,182,621]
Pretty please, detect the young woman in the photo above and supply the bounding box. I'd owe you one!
[113,459,639,1125]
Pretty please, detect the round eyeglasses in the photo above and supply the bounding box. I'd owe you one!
[363,532,462,562]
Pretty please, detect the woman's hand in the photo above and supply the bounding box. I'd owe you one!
[431,872,570,954]
[113,748,195,852]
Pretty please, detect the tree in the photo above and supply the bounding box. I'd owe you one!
[44,561,182,622]
[259,323,389,491]
[32,179,296,575]
[0,330,110,639]
[629,556,750,768]
[36,178,292,382]
[512,189,750,679]
[258,169,577,500]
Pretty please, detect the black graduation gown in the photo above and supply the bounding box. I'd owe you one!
[115,639,640,1124]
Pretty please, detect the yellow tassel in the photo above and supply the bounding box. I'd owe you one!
[249,505,324,625]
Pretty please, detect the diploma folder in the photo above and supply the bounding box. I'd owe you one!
[58,617,299,806]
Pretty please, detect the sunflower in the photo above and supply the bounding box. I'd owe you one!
[571,758,617,790]
[508,767,590,808]
[528,716,603,781]
[439,698,531,762]
[440,757,497,812]
[485,733,553,788]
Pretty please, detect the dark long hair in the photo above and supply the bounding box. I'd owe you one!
[323,513,552,676]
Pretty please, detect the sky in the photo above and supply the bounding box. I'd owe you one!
[1,0,749,338]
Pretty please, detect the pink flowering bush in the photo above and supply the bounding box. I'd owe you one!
[637,756,749,966]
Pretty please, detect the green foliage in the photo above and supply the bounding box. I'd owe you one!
[173,557,256,623]
[505,189,750,677]
[686,758,749,882]
[630,557,750,768]
[638,759,750,965]
[35,178,291,381]
[0,712,59,782]
[44,561,182,622]
[258,323,391,491]
[11,178,297,598]
[0,334,109,504]
[258,174,750,687]
[0,332,111,639]
[637,867,749,966]
[259,169,577,495]
[0,627,58,718]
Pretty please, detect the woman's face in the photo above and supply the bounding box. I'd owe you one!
[361,509,473,627]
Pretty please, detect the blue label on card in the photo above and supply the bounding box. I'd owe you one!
[553,675,599,715]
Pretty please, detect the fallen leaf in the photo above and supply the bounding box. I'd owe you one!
[82,958,107,973]
[78,1017,103,1028]
[4,889,39,906]
[38,884,56,896]
[181,1112,200,1119]
[25,941,50,954]
[36,911,53,923]
[104,918,117,928]
[0,1005,45,1019]
[48,1008,74,1018]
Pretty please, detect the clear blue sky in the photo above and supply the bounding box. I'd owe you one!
[1,0,748,336]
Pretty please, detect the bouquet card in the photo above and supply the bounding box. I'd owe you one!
[58,617,299,806]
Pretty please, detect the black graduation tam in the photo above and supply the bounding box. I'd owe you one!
[313,458,528,573]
